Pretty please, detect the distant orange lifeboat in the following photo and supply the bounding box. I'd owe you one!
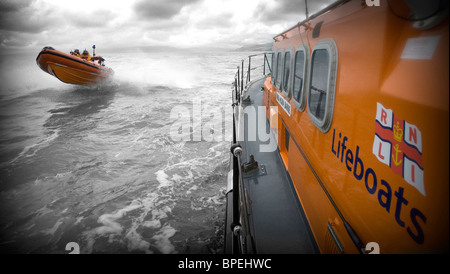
[36,46,114,85]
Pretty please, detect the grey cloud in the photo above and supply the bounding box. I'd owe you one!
[195,12,233,30]
[133,0,202,20]
[272,0,307,15]
[254,0,335,23]
[0,14,48,33]
[0,0,53,33]
[253,0,306,23]
[66,10,116,28]
[0,30,40,49]
[0,0,34,13]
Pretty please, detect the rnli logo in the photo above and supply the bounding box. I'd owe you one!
[373,103,425,196]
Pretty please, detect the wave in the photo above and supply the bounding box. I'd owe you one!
[82,191,177,254]
[80,138,227,254]
[0,50,238,254]
[4,129,60,167]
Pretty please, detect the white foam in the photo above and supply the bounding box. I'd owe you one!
[54,171,72,179]
[172,170,194,185]
[207,194,223,205]
[74,216,84,225]
[155,170,173,189]
[125,228,152,254]
[186,185,198,195]
[143,220,161,229]
[82,192,179,254]
[83,201,142,253]
[111,53,201,89]
[152,224,177,254]
[150,209,165,220]
[95,202,142,235]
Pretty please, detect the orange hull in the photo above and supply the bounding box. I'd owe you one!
[265,0,448,253]
[36,47,114,85]
[226,0,448,255]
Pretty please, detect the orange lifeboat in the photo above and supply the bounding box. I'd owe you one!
[36,46,114,85]
[225,0,448,254]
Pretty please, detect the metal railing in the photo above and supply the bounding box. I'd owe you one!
[232,52,273,106]
[229,52,272,254]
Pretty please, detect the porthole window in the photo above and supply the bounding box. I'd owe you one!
[309,49,328,120]
[292,44,309,112]
[307,39,338,133]
[282,48,293,99]
[275,50,283,89]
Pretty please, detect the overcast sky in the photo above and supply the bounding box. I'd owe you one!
[0,0,333,52]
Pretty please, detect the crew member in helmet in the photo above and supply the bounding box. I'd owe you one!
[74,49,81,57]
[81,49,91,61]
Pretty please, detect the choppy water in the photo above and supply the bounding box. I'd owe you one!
[0,48,258,254]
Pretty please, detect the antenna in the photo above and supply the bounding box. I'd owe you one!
[92,45,96,57]
[305,0,309,19]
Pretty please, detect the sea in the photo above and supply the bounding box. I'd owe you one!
[0,47,266,254]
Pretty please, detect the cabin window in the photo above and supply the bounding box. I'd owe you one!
[309,49,328,120]
[307,39,338,133]
[275,51,283,89]
[292,44,309,112]
[282,51,291,98]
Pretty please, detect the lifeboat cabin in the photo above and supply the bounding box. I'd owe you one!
[225,0,449,254]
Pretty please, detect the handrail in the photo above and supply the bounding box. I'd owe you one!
[230,51,273,254]
[233,52,273,105]
[231,144,254,254]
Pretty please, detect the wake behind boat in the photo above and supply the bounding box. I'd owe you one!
[36,46,114,85]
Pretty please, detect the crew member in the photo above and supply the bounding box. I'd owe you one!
[81,49,91,61]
